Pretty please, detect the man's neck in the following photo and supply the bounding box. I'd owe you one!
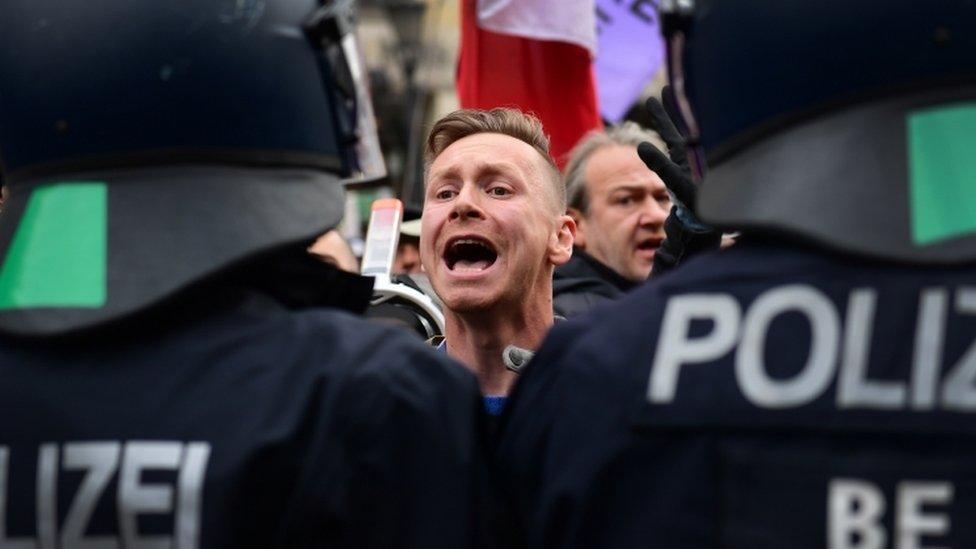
[444,296,554,396]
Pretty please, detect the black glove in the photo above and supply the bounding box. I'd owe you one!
[637,87,721,276]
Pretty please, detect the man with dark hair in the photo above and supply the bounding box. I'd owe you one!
[496,0,976,547]
[420,108,576,408]
[554,123,671,316]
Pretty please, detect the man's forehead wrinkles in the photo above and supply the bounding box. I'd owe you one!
[430,158,528,182]
[593,165,666,187]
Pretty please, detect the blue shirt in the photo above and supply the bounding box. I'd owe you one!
[437,339,507,415]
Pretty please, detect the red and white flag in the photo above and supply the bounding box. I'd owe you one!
[457,0,603,168]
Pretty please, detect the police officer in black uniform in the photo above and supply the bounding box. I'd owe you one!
[496,0,976,547]
[0,2,486,547]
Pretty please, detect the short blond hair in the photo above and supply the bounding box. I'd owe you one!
[424,108,564,210]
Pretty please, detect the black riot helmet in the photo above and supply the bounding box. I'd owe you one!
[659,0,976,264]
[0,0,384,336]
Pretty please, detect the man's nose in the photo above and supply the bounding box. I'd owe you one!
[449,186,485,221]
[638,198,668,228]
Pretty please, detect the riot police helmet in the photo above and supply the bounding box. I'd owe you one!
[0,0,383,336]
[659,0,976,264]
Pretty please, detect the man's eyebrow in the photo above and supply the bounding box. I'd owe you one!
[427,165,460,182]
[606,184,652,194]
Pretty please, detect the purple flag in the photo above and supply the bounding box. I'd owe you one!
[595,0,666,122]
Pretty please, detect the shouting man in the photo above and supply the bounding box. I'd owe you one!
[420,108,575,408]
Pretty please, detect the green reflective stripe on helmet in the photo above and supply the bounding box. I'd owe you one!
[0,182,107,309]
[908,102,976,246]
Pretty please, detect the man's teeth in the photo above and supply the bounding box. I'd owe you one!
[453,259,492,271]
[452,239,492,250]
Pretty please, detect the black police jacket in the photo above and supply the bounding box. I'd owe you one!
[0,288,486,548]
[497,240,976,548]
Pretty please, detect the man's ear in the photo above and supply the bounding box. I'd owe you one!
[549,214,577,267]
[567,206,586,249]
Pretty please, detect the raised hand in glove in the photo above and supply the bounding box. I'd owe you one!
[637,87,721,276]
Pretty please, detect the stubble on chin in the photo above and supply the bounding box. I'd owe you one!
[442,291,498,315]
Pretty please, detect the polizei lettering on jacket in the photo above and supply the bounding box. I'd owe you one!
[0,441,210,548]
[648,284,976,410]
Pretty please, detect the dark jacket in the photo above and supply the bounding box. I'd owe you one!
[552,248,638,317]
[0,275,487,548]
[499,240,976,548]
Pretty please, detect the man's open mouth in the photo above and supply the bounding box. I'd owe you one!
[637,238,660,252]
[444,237,498,272]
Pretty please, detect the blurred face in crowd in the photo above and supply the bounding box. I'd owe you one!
[394,239,422,275]
[572,144,670,282]
[421,133,574,313]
